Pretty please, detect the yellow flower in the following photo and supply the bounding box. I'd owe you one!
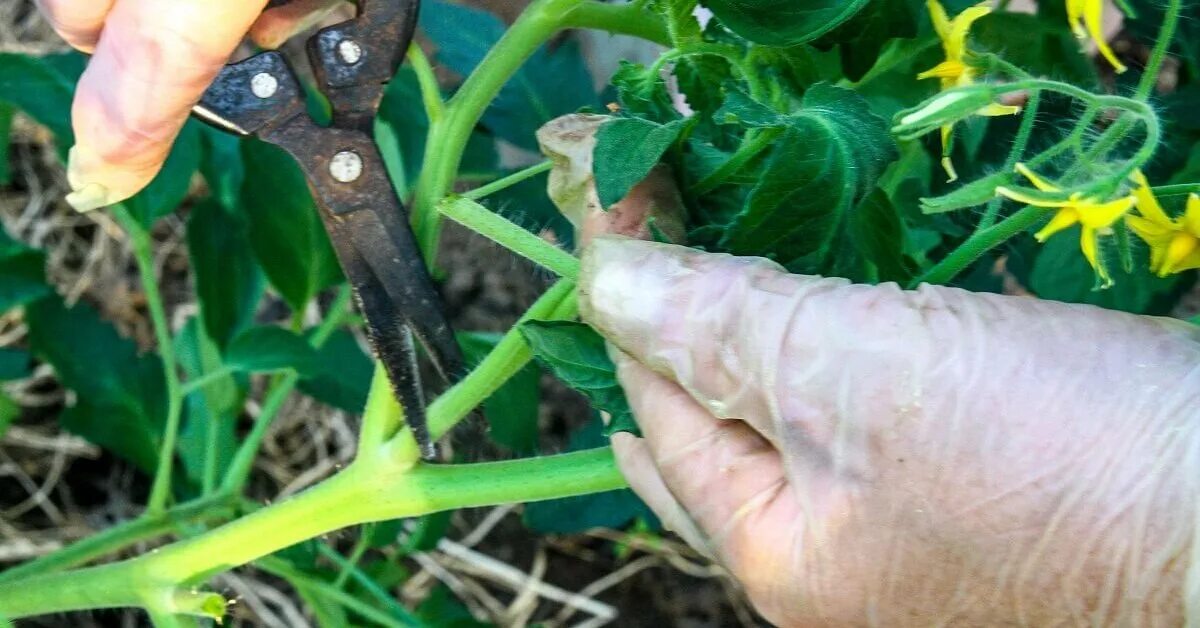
[1066,0,1127,74]
[1127,171,1200,276]
[996,163,1135,287]
[918,0,1019,182]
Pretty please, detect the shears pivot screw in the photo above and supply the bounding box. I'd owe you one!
[337,39,364,65]
[330,150,364,183]
[250,72,278,99]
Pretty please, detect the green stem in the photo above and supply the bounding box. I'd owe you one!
[179,366,237,396]
[112,207,183,516]
[391,280,579,464]
[357,365,405,455]
[332,525,372,589]
[0,448,625,619]
[692,127,782,194]
[463,160,554,201]
[1135,0,1181,101]
[407,45,445,123]
[411,0,667,266]
[315,544,421,623]
[257,557,416,628]
[0,494,236,583]
[976,90,1041,232]
[439,196,581,279]
[911,206,1044,287]
[218,286,352,495]
[1152,183,1200,197]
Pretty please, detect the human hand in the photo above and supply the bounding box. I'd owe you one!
[579,236,1200,626]
[35,0,343,211]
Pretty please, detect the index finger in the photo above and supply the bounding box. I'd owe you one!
[66,0,269,211]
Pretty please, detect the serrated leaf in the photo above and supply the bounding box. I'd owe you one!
[121,121,203,227]
[610,61,680,123]
[240,139,343,312]
[26,296,166,472]
[519,321,636,437]
[298,329,374,412]
[459,332,540,454]
[187,200,263,349]
[702,0,870,47]
[420,0,597,150]
[593,118,686,208]
[0,348,30,381]
[226,326,319,376]
[721,84,896,269]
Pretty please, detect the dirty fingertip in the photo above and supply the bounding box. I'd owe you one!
[579,236,681,353]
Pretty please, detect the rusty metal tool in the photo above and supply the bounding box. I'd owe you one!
[193,0,459,459]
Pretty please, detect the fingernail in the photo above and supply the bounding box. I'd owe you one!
[65,183,114,213]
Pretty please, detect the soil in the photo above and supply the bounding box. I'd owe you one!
[0,2,766,626]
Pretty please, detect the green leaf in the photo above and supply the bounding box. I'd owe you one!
[175,318,241,490]
[610,61,680,123]
[416,586,490,628]
[702,0,870,47]
[121,121,203,227]
[0,392,18,440]
[0,52,84,148]
[593,118,686,209]
[226,326,319,376]
[920,171,1011,214]
[0,348,30,381]
[721,84,896,269]
[298,329,374,412]
[187,200,263,349]
[420,0,597,151]
[714,89,786,128]
[240,139,343,312]
[1030,229,1183,314]
[850,189,915,283]
[0,226,50,313]
[519,321,636,437]
[26,296,166,472]
[972,13,1098,87]
[198,127,245,209]
[459,332,540,454]
[524,414,657,534]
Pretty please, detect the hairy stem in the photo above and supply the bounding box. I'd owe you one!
[976,90,1041,232]
[439,196,581,279]
[911,206,1044,287]
[1135,0,1181,101]
[463,160,554,201]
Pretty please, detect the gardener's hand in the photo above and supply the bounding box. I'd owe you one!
[35,0,342,211]
[581,237,1200,626]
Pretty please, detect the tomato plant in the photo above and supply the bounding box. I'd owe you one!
[0,0,1197,624]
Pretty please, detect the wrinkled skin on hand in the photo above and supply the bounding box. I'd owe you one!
[579,237,1200,626]
[35,0,342,211]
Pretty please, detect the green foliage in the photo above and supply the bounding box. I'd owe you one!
[26,296,166,472]
[460,332,541,454]
[0,224,50,312]
[520,321,636,437]
[701,0,869,47]
[298,329,374,412]
[594,118,687,208]
[121,122,203,227]
[225,327,319,376]
[0,52,83,148]
[187,200,263,349]
[240,139,343,311]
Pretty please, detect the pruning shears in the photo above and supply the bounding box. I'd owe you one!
[192,0,458,459]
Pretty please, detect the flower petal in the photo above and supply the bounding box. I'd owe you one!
[1162,233,1200,276]
[1126,214,1174,245]
[927,0,953,47]
[1078,196,1134,229]
[1183,194,1200,237]
[947,3,992,61]
[917,59,967,81]
[1130,170,1173,226]
[1066,0,1088,38]
[1014,163,1061,193]
[1079,226,1113,287]
[1035,208,1081,242]
[1082,0,1127,73]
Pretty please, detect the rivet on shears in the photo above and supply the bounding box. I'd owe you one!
[330,150,364,183]
[337,39,364,65]
[250,72,278,99]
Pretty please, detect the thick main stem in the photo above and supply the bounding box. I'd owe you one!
[0,448,625,619]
